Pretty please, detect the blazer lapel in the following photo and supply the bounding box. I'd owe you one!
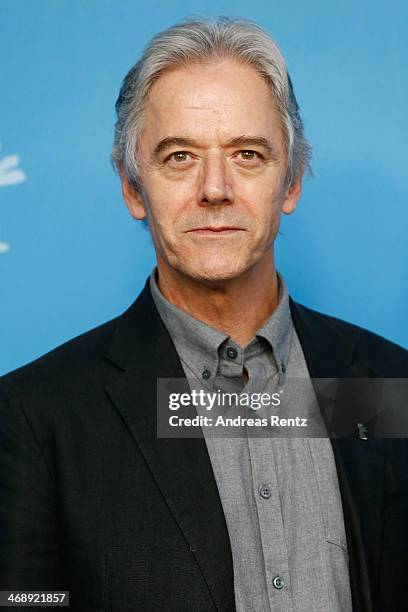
[105,281,235,612]
[290,299,384,612]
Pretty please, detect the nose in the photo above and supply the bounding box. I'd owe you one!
[198,155,234,206]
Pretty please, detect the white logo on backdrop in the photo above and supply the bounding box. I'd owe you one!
[0,142,27,253]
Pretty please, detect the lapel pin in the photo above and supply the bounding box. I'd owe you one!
[357,423,368,440]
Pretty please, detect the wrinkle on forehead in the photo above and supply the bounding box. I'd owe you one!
[147,59,274,108]
[181,104,235,109]
[140,59,285,154]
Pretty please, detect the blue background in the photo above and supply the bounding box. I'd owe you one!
[1,0,407,375]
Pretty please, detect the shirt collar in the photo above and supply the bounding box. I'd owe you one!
[150,269,227,381]
[149,267,292,381]
[255,273,293,372]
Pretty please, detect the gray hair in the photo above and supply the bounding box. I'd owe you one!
[112,16,312,190]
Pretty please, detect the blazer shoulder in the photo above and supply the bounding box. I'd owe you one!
[0,315,121,403]
[292,300,408,376]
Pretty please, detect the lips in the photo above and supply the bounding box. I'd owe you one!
[187,226,244,233]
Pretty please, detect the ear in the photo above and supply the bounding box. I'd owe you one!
[282,174,302,215]
[118,164,147,221]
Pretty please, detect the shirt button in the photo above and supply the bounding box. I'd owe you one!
[273,576,284,590]
[202,369,211,380]
[259,485,271,499]
[226,347,238,359]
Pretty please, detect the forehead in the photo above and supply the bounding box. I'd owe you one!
[141,59,283,146]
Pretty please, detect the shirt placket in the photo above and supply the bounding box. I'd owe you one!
[243,352,295,612]
[246,433,293,610]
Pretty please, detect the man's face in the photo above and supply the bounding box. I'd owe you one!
[121,59,302,284]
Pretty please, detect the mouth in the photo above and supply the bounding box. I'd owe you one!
[186,226,245,235]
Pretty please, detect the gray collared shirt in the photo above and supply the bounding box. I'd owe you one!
[150,269,352,612]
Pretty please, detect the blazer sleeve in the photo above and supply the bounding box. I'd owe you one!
[0,382,63,590]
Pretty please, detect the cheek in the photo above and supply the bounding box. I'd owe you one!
[147,173,194,215]
[149,167,197,198]
[143,185,189,245]
[241,184,283,229]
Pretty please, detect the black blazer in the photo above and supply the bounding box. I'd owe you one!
[1,279,408,612]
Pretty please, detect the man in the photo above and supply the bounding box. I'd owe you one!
[1,17,407,612]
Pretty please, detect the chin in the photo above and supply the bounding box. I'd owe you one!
[178,258,250,284]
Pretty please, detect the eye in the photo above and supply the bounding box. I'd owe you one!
[167,151,190,163]
[238,150,259,160]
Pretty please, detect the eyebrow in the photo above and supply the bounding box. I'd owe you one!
[152,135,280,160]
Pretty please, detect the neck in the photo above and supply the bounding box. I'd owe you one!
[155,258,280,348]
